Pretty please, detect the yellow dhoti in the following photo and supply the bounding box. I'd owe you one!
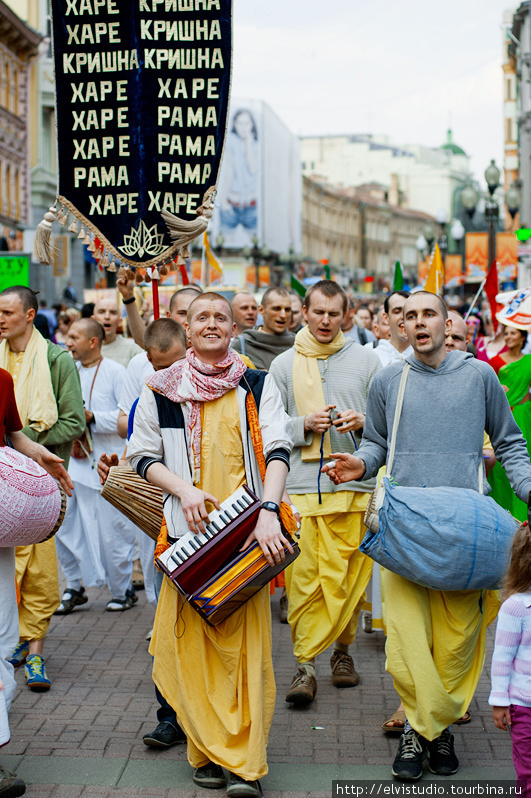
[384,569,500,741]
[149,389,275,779]
[285,491,372,662]
[151,582,274,779]
[16,539,60,641]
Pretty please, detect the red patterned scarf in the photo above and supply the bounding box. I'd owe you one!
[147,348,247,484]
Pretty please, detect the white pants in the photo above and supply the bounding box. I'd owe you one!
[56,481,136,600]
[139,533,156,607]
[0,548,20,745]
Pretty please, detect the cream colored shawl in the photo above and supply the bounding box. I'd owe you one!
[292,326,345,461]
[0,328,58,432]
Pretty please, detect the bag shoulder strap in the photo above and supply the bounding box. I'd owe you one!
[387,363,410,477]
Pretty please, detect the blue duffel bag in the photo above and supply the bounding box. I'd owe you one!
[360,476,519,591]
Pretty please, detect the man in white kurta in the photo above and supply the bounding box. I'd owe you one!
[55,319,137,612]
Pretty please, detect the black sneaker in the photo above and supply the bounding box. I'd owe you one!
[193,762,226,789]
[142,720,186,748]
[0,763,25,797]
[226,773,262,798]
[426,729,459,775]
[391,729,426,781]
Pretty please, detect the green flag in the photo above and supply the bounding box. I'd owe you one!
[393,261,404,291]
[324,264,331,280]
[291,275,306,298]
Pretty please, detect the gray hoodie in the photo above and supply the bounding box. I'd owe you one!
[357,350,531,502]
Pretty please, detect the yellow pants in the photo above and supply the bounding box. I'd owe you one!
[384,569,500,741]
[286,491,373,662]
[150,578,275,780]
[15,539,60,641]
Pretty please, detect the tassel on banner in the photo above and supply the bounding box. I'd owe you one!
[181,245,191,259]
[100,252,110,270]
[159,264,168,276]
[161,186,216,254]
[135,270,143,284]
[34,204,57,265]
[151,267,160,280]
[58,207,67,226]
[78,226,85,240]
[144,270,152,283]
[87,238,96,253]
[68,217,79,234]
[117,266,127,281]
[126,268,135,281]
[83,232,91,246]
[107,257,117,273]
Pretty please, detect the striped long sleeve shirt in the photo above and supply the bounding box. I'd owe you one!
[489,592,531,707]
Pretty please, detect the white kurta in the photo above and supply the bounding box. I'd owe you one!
[56,358,137,599]
[119,352,157,605]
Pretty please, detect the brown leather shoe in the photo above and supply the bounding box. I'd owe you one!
[285,667,317,705]
[330,650,360,687]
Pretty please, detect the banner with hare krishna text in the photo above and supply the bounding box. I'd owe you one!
[50,0,232,268]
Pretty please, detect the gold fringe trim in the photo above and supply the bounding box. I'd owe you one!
[34,204,57,265]
[160,186,215,253]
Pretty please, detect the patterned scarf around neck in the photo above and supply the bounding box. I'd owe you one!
[147,347,247,484]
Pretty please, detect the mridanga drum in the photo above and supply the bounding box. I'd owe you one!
[0,446,66,546]
[101,465,163,541]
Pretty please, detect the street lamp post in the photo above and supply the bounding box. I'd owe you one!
[484,159,501,271]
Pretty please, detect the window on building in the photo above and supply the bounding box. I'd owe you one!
[42,107,57,174]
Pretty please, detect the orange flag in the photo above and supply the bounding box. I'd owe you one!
[424,244,445,295]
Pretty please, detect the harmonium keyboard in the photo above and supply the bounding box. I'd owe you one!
[155,485,299,626]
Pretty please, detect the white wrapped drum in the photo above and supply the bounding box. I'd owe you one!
[0,446,66,546]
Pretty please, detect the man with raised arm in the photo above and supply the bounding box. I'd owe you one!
[127,293,293,797]
[323,291,531,782]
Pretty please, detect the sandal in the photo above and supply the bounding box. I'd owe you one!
[382,709,406,733]
[54,587,88,615]
[454,710,471,725]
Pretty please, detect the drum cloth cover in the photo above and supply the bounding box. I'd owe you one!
[0,447,62,546]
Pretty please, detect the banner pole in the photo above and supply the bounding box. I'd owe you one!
[152,276,160,320]
[464,277,487,321]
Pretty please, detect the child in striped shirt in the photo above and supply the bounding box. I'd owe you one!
[489,521,531,792]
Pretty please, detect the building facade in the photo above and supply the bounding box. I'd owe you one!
[303,175,435,288]
[0,0,41,246]
[301,132,471,222]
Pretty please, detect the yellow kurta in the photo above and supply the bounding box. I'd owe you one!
[384,570,500,741]
[150,389,275,780]
[285,491,373,662]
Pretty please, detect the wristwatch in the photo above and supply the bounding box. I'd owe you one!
[260,501,280,516]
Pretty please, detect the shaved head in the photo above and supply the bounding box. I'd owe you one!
[71,318,105,344]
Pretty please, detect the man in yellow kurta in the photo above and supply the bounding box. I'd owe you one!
[269,281,381,705]
[0,285,84,691]
[127,293,293,797]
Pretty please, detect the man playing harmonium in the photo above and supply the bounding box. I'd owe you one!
[127,292,293,798]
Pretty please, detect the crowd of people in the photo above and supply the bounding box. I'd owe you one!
[1,277,531,797]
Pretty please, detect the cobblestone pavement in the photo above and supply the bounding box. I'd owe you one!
[0,583,515,796]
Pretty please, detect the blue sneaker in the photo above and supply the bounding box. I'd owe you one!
[8,640,29,667]
[24,654,51,692]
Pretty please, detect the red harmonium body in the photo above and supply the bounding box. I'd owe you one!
[155,485,299,626]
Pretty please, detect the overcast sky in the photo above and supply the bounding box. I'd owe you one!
[231,0,516,185]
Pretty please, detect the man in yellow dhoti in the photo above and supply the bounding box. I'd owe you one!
[269,280,381,705]
[324,292,531,781]
[0,285,84,691]
[127,293,293,797]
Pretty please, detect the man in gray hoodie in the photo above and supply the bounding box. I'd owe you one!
[323,291,531,781]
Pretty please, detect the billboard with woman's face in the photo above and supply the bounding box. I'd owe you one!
[218,105,261,248]
[212,100,301,255]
